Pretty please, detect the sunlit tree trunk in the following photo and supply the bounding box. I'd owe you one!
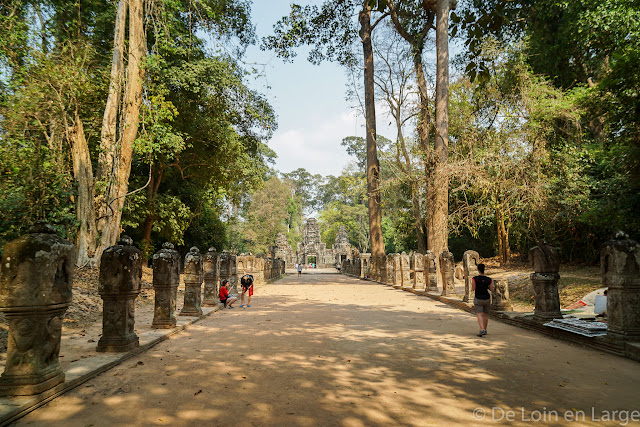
[360,5,385,263]
[98,0,127,187]
[69,109,98,266]
[428,0,451,256]
[97,0,146,256]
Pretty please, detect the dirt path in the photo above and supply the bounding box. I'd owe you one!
[17,272,640,426]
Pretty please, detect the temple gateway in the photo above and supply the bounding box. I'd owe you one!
[272,219,354,268]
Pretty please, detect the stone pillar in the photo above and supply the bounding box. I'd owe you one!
[491,279,512,311]
[385,255,394,285]
[202,247,220,307]
[462,250,480,302]
[412,253,426,291]
[152,242,180,329]
[425,251,438,292]
[602,232,640,341]
[179,247,204,316]
[529,241,562,321]
[401,252,411,288]
[0,222,74,396]
[439,251,456,296]
[220,251,237,292]
[393,254,402,287]
[97,235,142,352]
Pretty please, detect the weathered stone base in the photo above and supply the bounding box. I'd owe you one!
[151,319,176,329]
[533,312,562,322]
[96,336,139,353]
[179,307,203,317]
[0,366,64,397]
[201,297,218,307]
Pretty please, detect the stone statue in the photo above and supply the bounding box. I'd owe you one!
[202,247,221,306]
[152,242,180,329]
[439,251,456,296]
[425,251,438,292]
[491,279,512,311]
[97,235,142,352]
[179,247,204,316]
[462,250,480,302]
[0,222,74,396]
[602,231,640,341]
[529,241,562,321]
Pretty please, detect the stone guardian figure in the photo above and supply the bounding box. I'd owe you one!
[529,241,562,321]
[439,251,456,296]
[152,242,180,329]
[179,247,204,316]
[97,235,143,352]
[0,222,74,396]
[602,232,640,341]
[425,251,438,292]
[202,247,221,306]
[462,250,480,302]
[491,279,513,312]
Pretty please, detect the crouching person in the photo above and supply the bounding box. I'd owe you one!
[219,280,237,309]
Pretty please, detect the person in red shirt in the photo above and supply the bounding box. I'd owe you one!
[219,280,237,309]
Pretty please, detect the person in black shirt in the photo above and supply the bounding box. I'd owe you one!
[472,263,494,337]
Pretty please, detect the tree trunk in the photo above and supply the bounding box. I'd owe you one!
[69,109,98,267]
[98,0,127,183]
[427,0,450,256]
[360,6,385,262]
[496,204,510,265]
[97,0,146,256]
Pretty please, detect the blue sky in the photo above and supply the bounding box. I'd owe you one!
[243,1,367,177]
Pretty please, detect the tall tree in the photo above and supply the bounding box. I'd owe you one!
[263,0,388,262]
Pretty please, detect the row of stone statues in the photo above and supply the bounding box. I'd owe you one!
[341,250,511,312]
[341,233,640,344]
[0,223,284,397]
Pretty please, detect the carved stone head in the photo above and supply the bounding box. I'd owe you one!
[99,235,142,295]
[0,221,75,308]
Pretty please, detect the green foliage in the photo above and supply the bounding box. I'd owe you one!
[243,177,296,254]
[0,140,76,254]
[319,202,370,252]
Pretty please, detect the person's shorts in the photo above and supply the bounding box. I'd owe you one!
[242,286,253,296]
[474,298,490,314]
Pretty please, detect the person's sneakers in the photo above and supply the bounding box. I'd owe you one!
[477,331,483,337]
[481,330,487,336]
[227,306,234,309]
[239,305,244,308]
[247,304,251,307]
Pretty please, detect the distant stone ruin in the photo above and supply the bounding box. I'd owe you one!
[297,219,348,268]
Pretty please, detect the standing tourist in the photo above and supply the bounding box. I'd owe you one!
[240,274,254,308]
[472,263,493,337]
[297,263,303,276]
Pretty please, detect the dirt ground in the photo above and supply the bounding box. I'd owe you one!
[15,271,640,427]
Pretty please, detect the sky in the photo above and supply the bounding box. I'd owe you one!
[242,1,368,178]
